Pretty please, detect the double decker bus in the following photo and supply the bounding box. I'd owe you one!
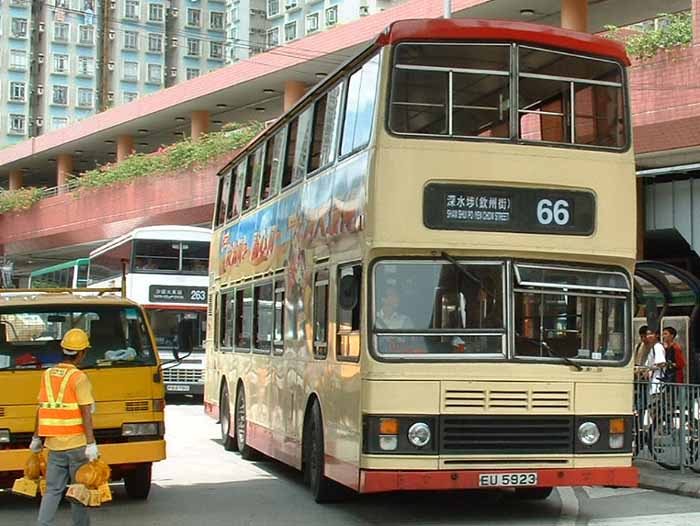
[204,18,638,501]
[89,226,210,395]
[29,258,89,289]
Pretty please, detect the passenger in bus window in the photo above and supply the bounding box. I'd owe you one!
[376,288,413,330]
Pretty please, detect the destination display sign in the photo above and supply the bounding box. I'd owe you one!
[424,184,595,235]
[149,285,207,304]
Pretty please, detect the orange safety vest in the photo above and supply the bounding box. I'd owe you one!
[37,365,86,437]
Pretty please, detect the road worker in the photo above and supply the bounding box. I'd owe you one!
[30,328,99,526]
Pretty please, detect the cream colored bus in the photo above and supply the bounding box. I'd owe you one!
[204,18,638,501]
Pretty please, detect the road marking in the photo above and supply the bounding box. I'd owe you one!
[589,512,700,525]
[555,487,579,526]
[581,486,651,499]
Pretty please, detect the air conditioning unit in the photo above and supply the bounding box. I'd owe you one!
[171,37,178,47]
[359,6,369,16]
[286,1,297,9]
[107,61,115,71]
[171,7,179,17]
[38,22,45,33]
[251,28,265,35]
[108,30,116,40]
[109,0,116,9]
[37,53,45,64]
[36,84,44,95]
[107,91,115,102]
[35,117,44,127]
[250,8,265,16]
[170,67,177,77]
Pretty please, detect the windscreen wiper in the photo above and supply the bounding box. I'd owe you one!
[541,340,583,371]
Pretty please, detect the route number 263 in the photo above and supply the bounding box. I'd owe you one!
[536,199,570,226]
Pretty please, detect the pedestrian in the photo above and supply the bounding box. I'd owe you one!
[645,328,667,396]
[661,326,686,384]
[30,328,99,526]
[634,324,651,371]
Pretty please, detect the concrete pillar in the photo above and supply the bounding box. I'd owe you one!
[117,135,135,162]
[693,0,700,45]
[561,0,588,32]
[8,170,23,191]
[191,110,209,141]
[57,154,73,194]
[284,80,308,112]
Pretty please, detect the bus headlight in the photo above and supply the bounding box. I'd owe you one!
[577,422,600,446]
[0,429,10,443]
[122,422,159,437]
[407,422,431,448]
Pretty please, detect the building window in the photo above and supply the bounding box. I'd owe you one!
[53,54,69,74]
[147,33,162,53]
[123,61,139,81]
[52,85,68,106]
[267,0,280,17]
[79,25,95,45]
[123,91,138,103]
[284,21,297,42]
[9,50,28,71]
[78,56,95,76]
[325,6,337,26]
[9,114,26,134]
[11,18,28,38]
[52,117,69,130]
[186,68,200,80]
[148,3,164,22]
[124,30,138,50]
[187,38,201,57]
[77,88,94,108]
[210,11,225,30]
[125,0,140,19]
[187,8,201,27]
[147,63,162,83]
[9,81,26,102]
[266,27,279,48]
[231,7,239,21]
[53,22,69,42]
[306,13,319,33]
[210,42,223,60]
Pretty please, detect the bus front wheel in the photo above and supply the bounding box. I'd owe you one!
[514,487,553,500]
[124,463,152,499]
[305,402,345,503]
[220,383,238,451]
[235,386,260,460]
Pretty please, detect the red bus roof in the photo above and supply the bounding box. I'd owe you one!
[375,18,630,66]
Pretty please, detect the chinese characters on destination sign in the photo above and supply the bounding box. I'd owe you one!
[149,285,207,304]
[423,184,595,235]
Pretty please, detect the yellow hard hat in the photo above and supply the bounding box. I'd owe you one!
[61,328,91,353]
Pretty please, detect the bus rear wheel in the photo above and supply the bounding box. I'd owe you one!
[235,386,260,460]
[220,383,237,451]
[124,463,152,499]
[305,402,346,503]
[514,487,553,500]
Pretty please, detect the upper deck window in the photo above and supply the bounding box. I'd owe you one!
[389,43,628,150]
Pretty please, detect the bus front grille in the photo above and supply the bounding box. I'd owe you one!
[440,416,573,454]
[162,368,203,384]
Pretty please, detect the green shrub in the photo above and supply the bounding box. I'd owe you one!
[604,12,692,60]
[0,186,45,214]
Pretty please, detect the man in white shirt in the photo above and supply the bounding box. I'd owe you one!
[376,288,413,330]
[645,328,666,396]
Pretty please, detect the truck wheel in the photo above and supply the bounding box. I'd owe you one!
[305,402,346,503]
[124,463,152,499]
[235,386,260,460]
[220,383,237,451]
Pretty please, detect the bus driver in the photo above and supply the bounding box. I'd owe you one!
[376,288,414,330]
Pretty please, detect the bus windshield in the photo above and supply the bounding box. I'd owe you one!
[372,260,629,363]
[0,306,156,370]
[147,309,206,352]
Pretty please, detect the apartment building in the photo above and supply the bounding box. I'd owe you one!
[265,0,405,47]
[0,0,240,146]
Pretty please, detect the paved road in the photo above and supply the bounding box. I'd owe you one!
[3,401,700,525]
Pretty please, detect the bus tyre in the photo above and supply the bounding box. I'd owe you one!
[306,402,345,503]
[235,386,260,460]
[124,463,152,500]
[514,487,553,500]
[220,383,238,451]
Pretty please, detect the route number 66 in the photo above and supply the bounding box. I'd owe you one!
[537,199,570,226]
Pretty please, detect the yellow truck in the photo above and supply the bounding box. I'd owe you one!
[0,290,166,498]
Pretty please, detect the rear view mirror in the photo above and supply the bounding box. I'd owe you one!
[339,274,360,311]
